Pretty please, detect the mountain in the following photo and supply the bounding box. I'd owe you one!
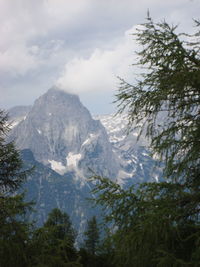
[95,113,162,186]
[8,87,162,242]
[20,149,100,243]
[8,105,32,129]
[9,87,119,180]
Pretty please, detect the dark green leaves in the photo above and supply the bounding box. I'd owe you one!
[91,16,200,266]
[115,15,200,184]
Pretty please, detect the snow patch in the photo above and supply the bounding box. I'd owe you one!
[117,170,133,186]
[9,120,20,129]
[66,152,81,167]
[154,175,159,182]
[48,160,67,175]
[9,115,27,129]
[110,135,126,143]
[81,133,96,146]
[37,129,42,134]
[118,170,133,179]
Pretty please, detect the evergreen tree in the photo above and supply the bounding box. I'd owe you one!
[80,217,113,267]
[0,110,33,267]
[0,194,33,267]
[84,216,99,256]
[0,110,28,194]
[44,208,76,244]
[91,15,200,266]
[31,208,80,267]
[116,14,200,186]
[92,176,200,266]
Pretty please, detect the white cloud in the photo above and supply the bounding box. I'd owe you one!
[0,44,43,76]
[56,26,138,94]
[0,0,199,111]
[0,0,91,77]
[1,0,196,78]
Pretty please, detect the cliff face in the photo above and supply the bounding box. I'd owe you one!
[9,87,119,180]
[8,87,162,243]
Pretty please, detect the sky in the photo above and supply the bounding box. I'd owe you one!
[0,0,199,115]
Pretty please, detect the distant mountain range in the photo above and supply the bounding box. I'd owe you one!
[7,87,162,242]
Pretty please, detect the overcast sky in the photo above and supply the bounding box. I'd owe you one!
[0,0,199,114]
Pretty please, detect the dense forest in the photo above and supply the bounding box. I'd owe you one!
[0,15,200,266]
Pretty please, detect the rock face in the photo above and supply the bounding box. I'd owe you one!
[8,105,32,129]
[95,113,162,187]
[20,149,100,244]
[8,87,162,243]
[9,87,119,180]
[8,87,120,243]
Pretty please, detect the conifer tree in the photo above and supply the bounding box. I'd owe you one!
[0,110,28,193]
[84,216,100,256]
[0,110,33,267]
[31,208,80,266]
[44,208,76,244]
[91,15,200,266]
[116,14,200,186]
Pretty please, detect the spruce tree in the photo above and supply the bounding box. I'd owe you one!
[0,110,33,267]
[0,110,28,193]
[84,216,100,256]
[44,208,76,244]
[31,208,80,266]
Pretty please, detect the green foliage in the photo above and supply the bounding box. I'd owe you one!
[91,176,200,266]
[80,217,115,267]
[30,208,81,267]
[44,208,76,244]
[91,15,200,267]
[83,216,100,255]
[0,194,34,267]
[0,110,33,267]
[116,15,200,185]
[0,110,30,194]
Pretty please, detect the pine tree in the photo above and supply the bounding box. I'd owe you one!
[84,216,100,256]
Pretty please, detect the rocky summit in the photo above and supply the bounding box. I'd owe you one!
[9,87,119,180]
[8,87,162,242]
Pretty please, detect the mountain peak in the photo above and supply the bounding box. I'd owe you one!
[46,86,76,96]
[9,87,119,180]
[30,86,86,121]
[38,86,80,105]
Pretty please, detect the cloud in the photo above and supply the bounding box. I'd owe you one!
[0,0,198,78]
[0,44,41,76]
[56,26,139,94]
[0,0,91,77]
[0,0,199,111]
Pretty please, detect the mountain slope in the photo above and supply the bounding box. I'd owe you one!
[8,105,32,129]
[9,87,119,180]
[7,88,162,242]
[21,149,100,243]
[95,113,162,186]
